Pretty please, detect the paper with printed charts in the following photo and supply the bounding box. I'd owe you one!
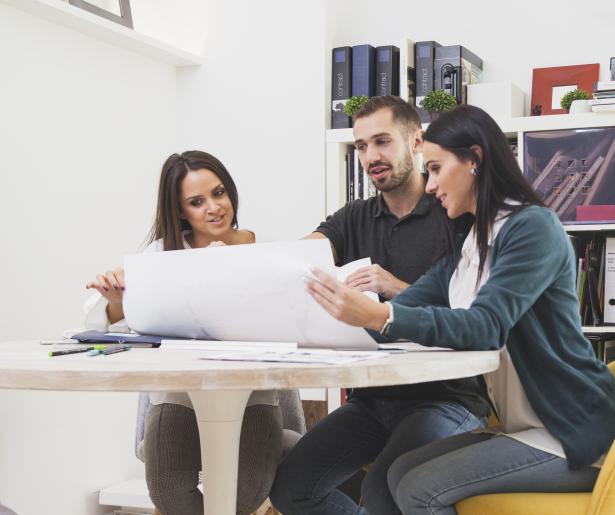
[123,239,377,349]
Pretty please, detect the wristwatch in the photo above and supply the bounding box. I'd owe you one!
[379,301,394,337]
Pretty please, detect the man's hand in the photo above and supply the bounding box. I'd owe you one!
[305,268,389,331]
[345,264,409,300]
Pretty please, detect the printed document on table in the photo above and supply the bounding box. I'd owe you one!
[199,349,386,365]
[123,239,377,349]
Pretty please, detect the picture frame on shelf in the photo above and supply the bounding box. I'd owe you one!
[68,0,133,29]
[530,63,599,116]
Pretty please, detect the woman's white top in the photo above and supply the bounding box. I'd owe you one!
[448,206,570,461]
[83,232,277,409]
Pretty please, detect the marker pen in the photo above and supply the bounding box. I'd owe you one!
[48,347,94,357]
[102,344,131,355]
[87,345,132,356]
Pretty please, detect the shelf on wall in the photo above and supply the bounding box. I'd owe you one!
[582,326,615,334]
[326,112,615,144]
[564,224,615,232]
[1,0,202,67]
[499,112,615,136]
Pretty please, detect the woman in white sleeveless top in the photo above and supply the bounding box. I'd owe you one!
[85,151,282,515]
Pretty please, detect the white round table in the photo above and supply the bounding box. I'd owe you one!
[0,341,499,515]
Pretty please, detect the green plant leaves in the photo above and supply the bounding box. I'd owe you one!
[422,89,458,113]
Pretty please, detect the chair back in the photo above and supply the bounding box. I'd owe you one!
[586,361,615,515]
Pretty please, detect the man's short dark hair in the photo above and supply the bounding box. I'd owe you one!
[353,96,421,134]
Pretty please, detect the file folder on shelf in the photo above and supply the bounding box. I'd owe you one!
[605,237,615,324]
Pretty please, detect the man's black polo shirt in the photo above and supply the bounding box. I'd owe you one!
[315,192,489,418]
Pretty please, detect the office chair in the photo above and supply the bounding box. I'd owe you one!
[456,361,615,515]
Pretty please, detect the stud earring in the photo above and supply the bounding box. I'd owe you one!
[470,167,477,176]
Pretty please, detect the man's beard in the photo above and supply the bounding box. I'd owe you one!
[372,151,414,193]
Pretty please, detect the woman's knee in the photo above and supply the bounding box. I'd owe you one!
[143,404,202,513]
[237,404,284,513]
[146,470,202,512]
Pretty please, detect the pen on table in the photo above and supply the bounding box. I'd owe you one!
[48,347,94,357]
[87,344,132,356]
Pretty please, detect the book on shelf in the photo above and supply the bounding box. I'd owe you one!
[586,335,615,364]
[434,45,482,105]
[345,149,354,202]
[415,40,441,123]
[375,45,400,96]
[572,233,615,327]
[399,38,416,104]
[344,148,376,202]
[605,236,615,324]
[593,90,615,99]
[594,80,615,92]
[587,236,604,326]
[331,46,352,129]
[592,104,615,113]
[352,44,376,98]
[592,97,615,105]
[587,334,606,362]
[606,340,615,364]
[354,149,362,200]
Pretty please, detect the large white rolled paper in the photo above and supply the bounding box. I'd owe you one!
[123,239,377,349]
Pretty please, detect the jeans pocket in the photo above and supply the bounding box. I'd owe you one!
[455,413,487,434]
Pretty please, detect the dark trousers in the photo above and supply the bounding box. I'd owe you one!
[144,402,283,515]
[270,396,485,515]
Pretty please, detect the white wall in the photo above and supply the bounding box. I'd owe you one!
[131,0,208,56]
[175,0,327,241]
[0,4,177,514]
[0,0,328,512]
[4,0,612,513]
[326,0,615,115]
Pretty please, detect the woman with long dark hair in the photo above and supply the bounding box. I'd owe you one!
[84,150,285,515]
[303,105,615,514]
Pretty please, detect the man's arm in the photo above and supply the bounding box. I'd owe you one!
[303,232,409,299]
[302,231,339,264]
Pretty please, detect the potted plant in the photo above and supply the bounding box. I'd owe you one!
[560,89,591,113]
[422,89,458,121]
[343,96,369,118]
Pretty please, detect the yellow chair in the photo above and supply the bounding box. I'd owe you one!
[456,361,615,515]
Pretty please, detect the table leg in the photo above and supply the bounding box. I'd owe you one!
[188,389,252,515]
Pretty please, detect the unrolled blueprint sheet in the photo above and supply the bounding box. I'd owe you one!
[123,239,377,349]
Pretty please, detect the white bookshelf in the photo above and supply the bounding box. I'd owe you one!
[0,0,202,67]
[325,112,615,215]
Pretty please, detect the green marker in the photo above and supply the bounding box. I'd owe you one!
[48,347,94,357]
